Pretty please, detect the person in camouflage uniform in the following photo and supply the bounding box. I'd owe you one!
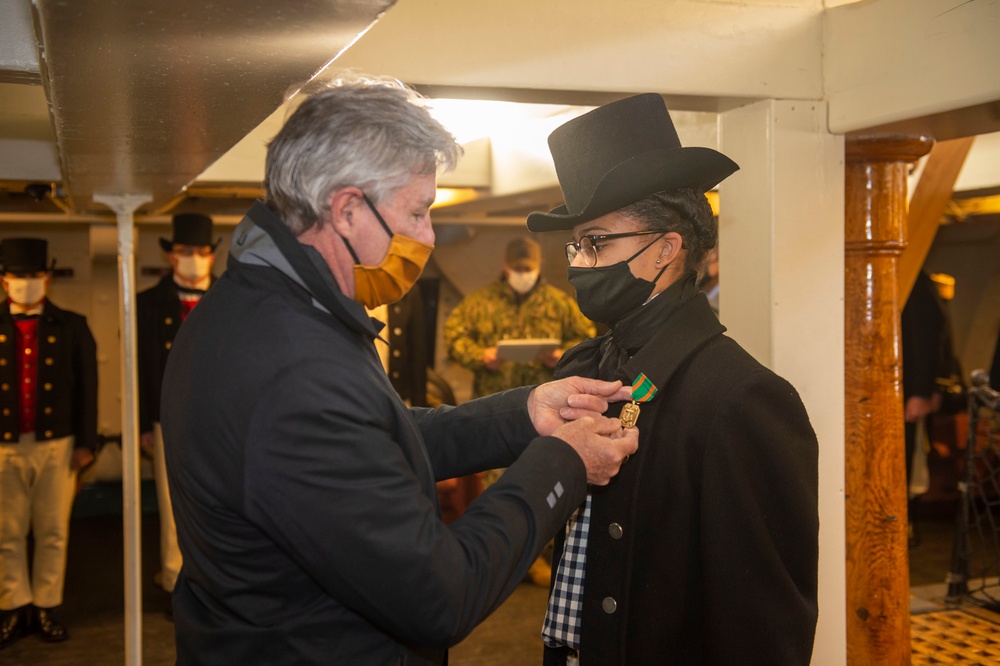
[445,236,594,587]
[445,237,594,400]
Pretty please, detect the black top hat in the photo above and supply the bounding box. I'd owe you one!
[527,94,739,232]
[0,238,51,274]
[159,213,219,252]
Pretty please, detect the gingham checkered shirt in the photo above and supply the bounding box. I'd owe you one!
[541,494,591,650]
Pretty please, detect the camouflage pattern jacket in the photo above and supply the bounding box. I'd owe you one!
[445,278,594,398]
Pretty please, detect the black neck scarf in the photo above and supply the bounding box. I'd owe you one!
[554,271,700,382]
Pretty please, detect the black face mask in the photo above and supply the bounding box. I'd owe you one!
[567,236,667,325]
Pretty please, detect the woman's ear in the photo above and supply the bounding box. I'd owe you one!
[659,231,685,264]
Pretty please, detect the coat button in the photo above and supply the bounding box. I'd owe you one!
[165,341,172,350]
[165,317,173,326]
[44,430,53,438]
[602,597,617,614]
[0,334,6,343]
[393,327,403,336]
[43,383,53,391]
[608,523,624,540]
[44,407,52,415]
[47,336,56,343]
[392,349,401,358]
[0,358,6,366]
[2,408,9,416]
[3,432,11,441]
[0,383,8,391]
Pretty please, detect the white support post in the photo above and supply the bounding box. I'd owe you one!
[93,192,151,666]
[719,101,846,665]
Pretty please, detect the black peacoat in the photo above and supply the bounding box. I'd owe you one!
[161,202,588,665]
[545,294,819,665]
[0,300,97,451]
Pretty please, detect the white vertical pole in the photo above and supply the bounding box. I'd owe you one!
[94,193,151,666]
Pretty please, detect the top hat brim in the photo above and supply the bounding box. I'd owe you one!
[527,146,738,232]
[159,238,222,253]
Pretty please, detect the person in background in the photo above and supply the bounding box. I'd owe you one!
[137,212,218,616]
[445,237,594,585]
[901,270,962,546]
[526,93,819,665]
[699,245,719,316]
[0,238,98,649]
[160,74,637,665]
[445,237,594,402]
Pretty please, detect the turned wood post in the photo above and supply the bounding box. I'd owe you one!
[844,135,933,665]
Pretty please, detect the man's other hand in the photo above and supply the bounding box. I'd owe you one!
[553,416,639,486]
[527,376,632,437]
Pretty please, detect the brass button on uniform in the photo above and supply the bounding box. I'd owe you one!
[0,358,6,366]
[608,523,624,540]
[602,597,618,614]
[47,336,56,344]
[44,430,53,438]
[165,341,172,350]
[3,432,11,441]
[1,383,8,391]
[2,408,9,416]
[165,317,173,326]
[45,357,54,366]
[43,407,52,415]
[43,383,52,391]
[0,334,6,343]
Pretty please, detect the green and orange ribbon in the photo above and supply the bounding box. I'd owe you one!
[620,373,658,428]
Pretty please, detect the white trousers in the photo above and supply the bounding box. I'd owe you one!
[0,434,76,610]
[152,423,182,592]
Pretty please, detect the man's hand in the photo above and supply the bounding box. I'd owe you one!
[483,347,502,371]
[528,376,632,437]
[553,416,639,486]
[71,447,95,471]
[140,431,155,452]
[904,395,937,422]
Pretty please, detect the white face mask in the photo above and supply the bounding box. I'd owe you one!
[5,277,47,307]
[507,269,539,295]
[174,255,212,283]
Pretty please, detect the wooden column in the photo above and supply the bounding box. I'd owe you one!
[845,135,933,665]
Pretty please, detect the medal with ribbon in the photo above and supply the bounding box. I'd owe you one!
[619,372,658,428]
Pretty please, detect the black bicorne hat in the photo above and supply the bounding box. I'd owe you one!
[0,238,52,274]
[159,213,219,252]
[526,94,739,232]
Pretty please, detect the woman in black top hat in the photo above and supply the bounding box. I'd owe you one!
[529,94,819,666]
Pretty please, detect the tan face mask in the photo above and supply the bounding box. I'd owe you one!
[346,194,433,309]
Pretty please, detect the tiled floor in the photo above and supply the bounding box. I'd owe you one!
[911,607,1000,665]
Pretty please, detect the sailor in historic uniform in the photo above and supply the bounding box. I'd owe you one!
[137,213,218,615]
[0,238,98,648]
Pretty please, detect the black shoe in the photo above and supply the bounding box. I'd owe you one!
[33,606,68,643]
[0,607,29,650]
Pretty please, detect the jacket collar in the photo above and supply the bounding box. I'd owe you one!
[229,201,378,339]
[614,293,725,397]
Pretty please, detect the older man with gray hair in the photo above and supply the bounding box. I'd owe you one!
[161,75,637,665]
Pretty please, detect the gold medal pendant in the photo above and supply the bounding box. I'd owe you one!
[621,372,658,429]
[620,400,641,428]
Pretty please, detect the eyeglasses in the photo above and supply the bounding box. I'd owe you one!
[565,230,664,267]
